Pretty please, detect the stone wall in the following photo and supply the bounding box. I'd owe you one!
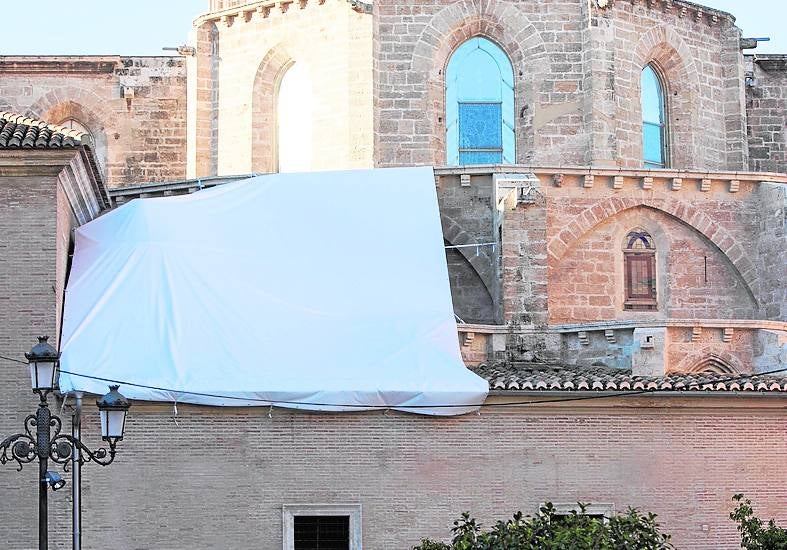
[755,182,787,321]
[746,56,787,174]
[189,0,373,177]
[548,205,757,323]
[0,57,188,188]
[374,0,749,171]
[437,171,498,324]
[602,1,746,170]
[55,400,787,550]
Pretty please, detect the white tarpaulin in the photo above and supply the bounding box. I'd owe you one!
[59,167,488,415]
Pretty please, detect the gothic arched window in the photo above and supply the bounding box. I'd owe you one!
[445,37,515,166]
[623,230,657,310]
[641,64,668,168]
[277,62,313,173]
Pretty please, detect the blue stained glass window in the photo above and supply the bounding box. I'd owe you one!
[459,103,502,149]
[446,37,515,166]
[641,64,667,168]
[460,151,503,165]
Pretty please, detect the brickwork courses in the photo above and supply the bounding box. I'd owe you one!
[60,402,786,550]
[0,176,75,550]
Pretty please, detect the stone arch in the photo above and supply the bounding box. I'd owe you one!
[409,0,549,165]
[686,353,738,375]
[547,198,760,306]
[26,89,115,176]
[441,213,496,300]
[251,45,294,173]
[675,350,742,375]
[618,26,702,169]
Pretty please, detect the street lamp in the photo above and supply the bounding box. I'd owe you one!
[0,336,131,550]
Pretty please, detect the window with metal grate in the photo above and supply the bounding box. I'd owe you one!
[294,516,350,550]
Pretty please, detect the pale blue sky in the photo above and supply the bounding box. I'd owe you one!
[0,0,784,56]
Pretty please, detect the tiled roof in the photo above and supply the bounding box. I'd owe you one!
[473,363,787,393]
[0,112,86,149]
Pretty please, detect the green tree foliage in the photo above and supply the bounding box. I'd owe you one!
[414,503,672,550]
[730,494,787,550]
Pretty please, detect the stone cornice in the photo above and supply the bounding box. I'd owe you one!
[436,166,787,199]
[0,148,80,176]
[485,393,787,409]
[457,319,786,335]
[754,55,787,72]
[0,56,120,74]
[595,0,736,27]
[0,148,109,223]
[434,165,787,185]
[195,0,368,28]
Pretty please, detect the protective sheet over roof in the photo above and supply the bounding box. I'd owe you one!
[59,167,488,415]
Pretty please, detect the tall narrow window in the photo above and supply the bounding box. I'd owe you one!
[446,37,515,166]
[641,64,668,168]
[277,62,313,173]
[623,230,657,311]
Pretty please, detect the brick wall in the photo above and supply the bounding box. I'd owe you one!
[62,400,787,550]
[0,56,187,188]
[0,174,71,550]
[746,57,787,173]
[374,0,749,171]
[191,0,373,176]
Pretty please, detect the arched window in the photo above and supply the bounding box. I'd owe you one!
[623,229,657,310]
[277,62,313,173]
[445,37,515,166]
[641,64,668,168]
[59,117,106,175]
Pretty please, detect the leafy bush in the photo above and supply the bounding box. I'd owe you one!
[414,503,672,550]
[730,494,787,550]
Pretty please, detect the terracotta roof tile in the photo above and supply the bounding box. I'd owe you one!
[473,363,787,394]
[0,112,86,149]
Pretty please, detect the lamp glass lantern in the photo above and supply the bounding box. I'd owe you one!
[96,385,131,442]
[25,336,60,393]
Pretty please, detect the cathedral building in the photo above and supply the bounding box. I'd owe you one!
[0,0,785,548]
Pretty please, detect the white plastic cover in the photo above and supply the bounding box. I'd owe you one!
[59,167,489,415]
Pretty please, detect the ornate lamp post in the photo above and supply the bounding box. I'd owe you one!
[0,336,131,550]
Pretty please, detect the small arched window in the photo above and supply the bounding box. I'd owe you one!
[445,37,515,166]
[277,62,313,173]
[623,230,657,310]
[641,64,668,168]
